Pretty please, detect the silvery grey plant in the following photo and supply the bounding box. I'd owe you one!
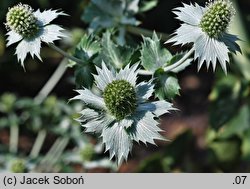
[167,0,241,74]
[5,3,67,67]
[3,0,242,167]
[72,62,174,165]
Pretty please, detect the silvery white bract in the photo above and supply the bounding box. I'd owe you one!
[5,4,67,67]
[167,1,241,74]
[72,62,174,165]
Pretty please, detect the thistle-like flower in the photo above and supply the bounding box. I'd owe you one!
[72,62,174,165]
[167,0,241,73]
[5,3,67,67]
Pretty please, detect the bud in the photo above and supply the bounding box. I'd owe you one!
[200,0,235,38]
[10,159,26,173]
[80,144,95,161]
[6,4,39,38]
[103,80,137,120]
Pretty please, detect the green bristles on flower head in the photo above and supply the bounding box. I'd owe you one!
[6,3,39,39]
[200,0,235,38]
[103,79,137,120]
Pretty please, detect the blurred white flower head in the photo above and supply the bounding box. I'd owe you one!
[167,0,241,74]
[5,3,67,67]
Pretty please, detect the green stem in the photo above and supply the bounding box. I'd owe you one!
[138,69,153,75]
[126,25,170,41]
[34,137,69,172]
[34,58,68,104]
[9,122,18,154]
[29,129,47,159]
[30,58,68,159]
[138,47,195,75]
[48,43,84,64]
[164,47,195,72]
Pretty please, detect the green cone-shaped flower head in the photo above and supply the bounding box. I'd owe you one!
[103,80,137,120]
[6,4,39,39]
[200,0,235,38]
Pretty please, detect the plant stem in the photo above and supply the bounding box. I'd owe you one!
[164,47,195,72]
[29,129,47,159]
[30,59,67,159]
[30,58,68,159]
[138,69,153,75]
[126,25,170,41]
[34,58,68,104]
[138,47,195,75]
[34,137,69,172]
[48,43,84,64]
[9,120,18,154]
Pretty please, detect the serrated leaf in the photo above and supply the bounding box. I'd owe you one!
[141,32,172,72]
[102,122,133,165]
[75,65,95,88]
[82,3,115,30]
[155,73,180,100]
[77,34,100,60]
[73,34,100,88]
[128,111,165,145]
[82,0,138,30]
[100,31,133,69]
[74,34,100,63]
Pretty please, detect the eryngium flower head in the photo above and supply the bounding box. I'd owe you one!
[5,3,67,67]
[72,62,174,165]
[167,0,241,74]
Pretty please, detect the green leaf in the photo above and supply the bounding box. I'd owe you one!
[209,74,242,130]
[76,34,100,62]
[100,31,133,69]
[140,32,172,72]
[242,130,250,160]
[209,139,241,163]
[82,0,138,30]
[155,73,180,100]
[216,105,250,139]
[75,64,95,88]
[82,2,115,29]
[73,34,100,88]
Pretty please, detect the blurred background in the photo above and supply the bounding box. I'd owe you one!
[0,0,250,172]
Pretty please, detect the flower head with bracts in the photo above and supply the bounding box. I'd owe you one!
[72,62,175,165]
[166,0,241,74]
[5,3,67,67]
